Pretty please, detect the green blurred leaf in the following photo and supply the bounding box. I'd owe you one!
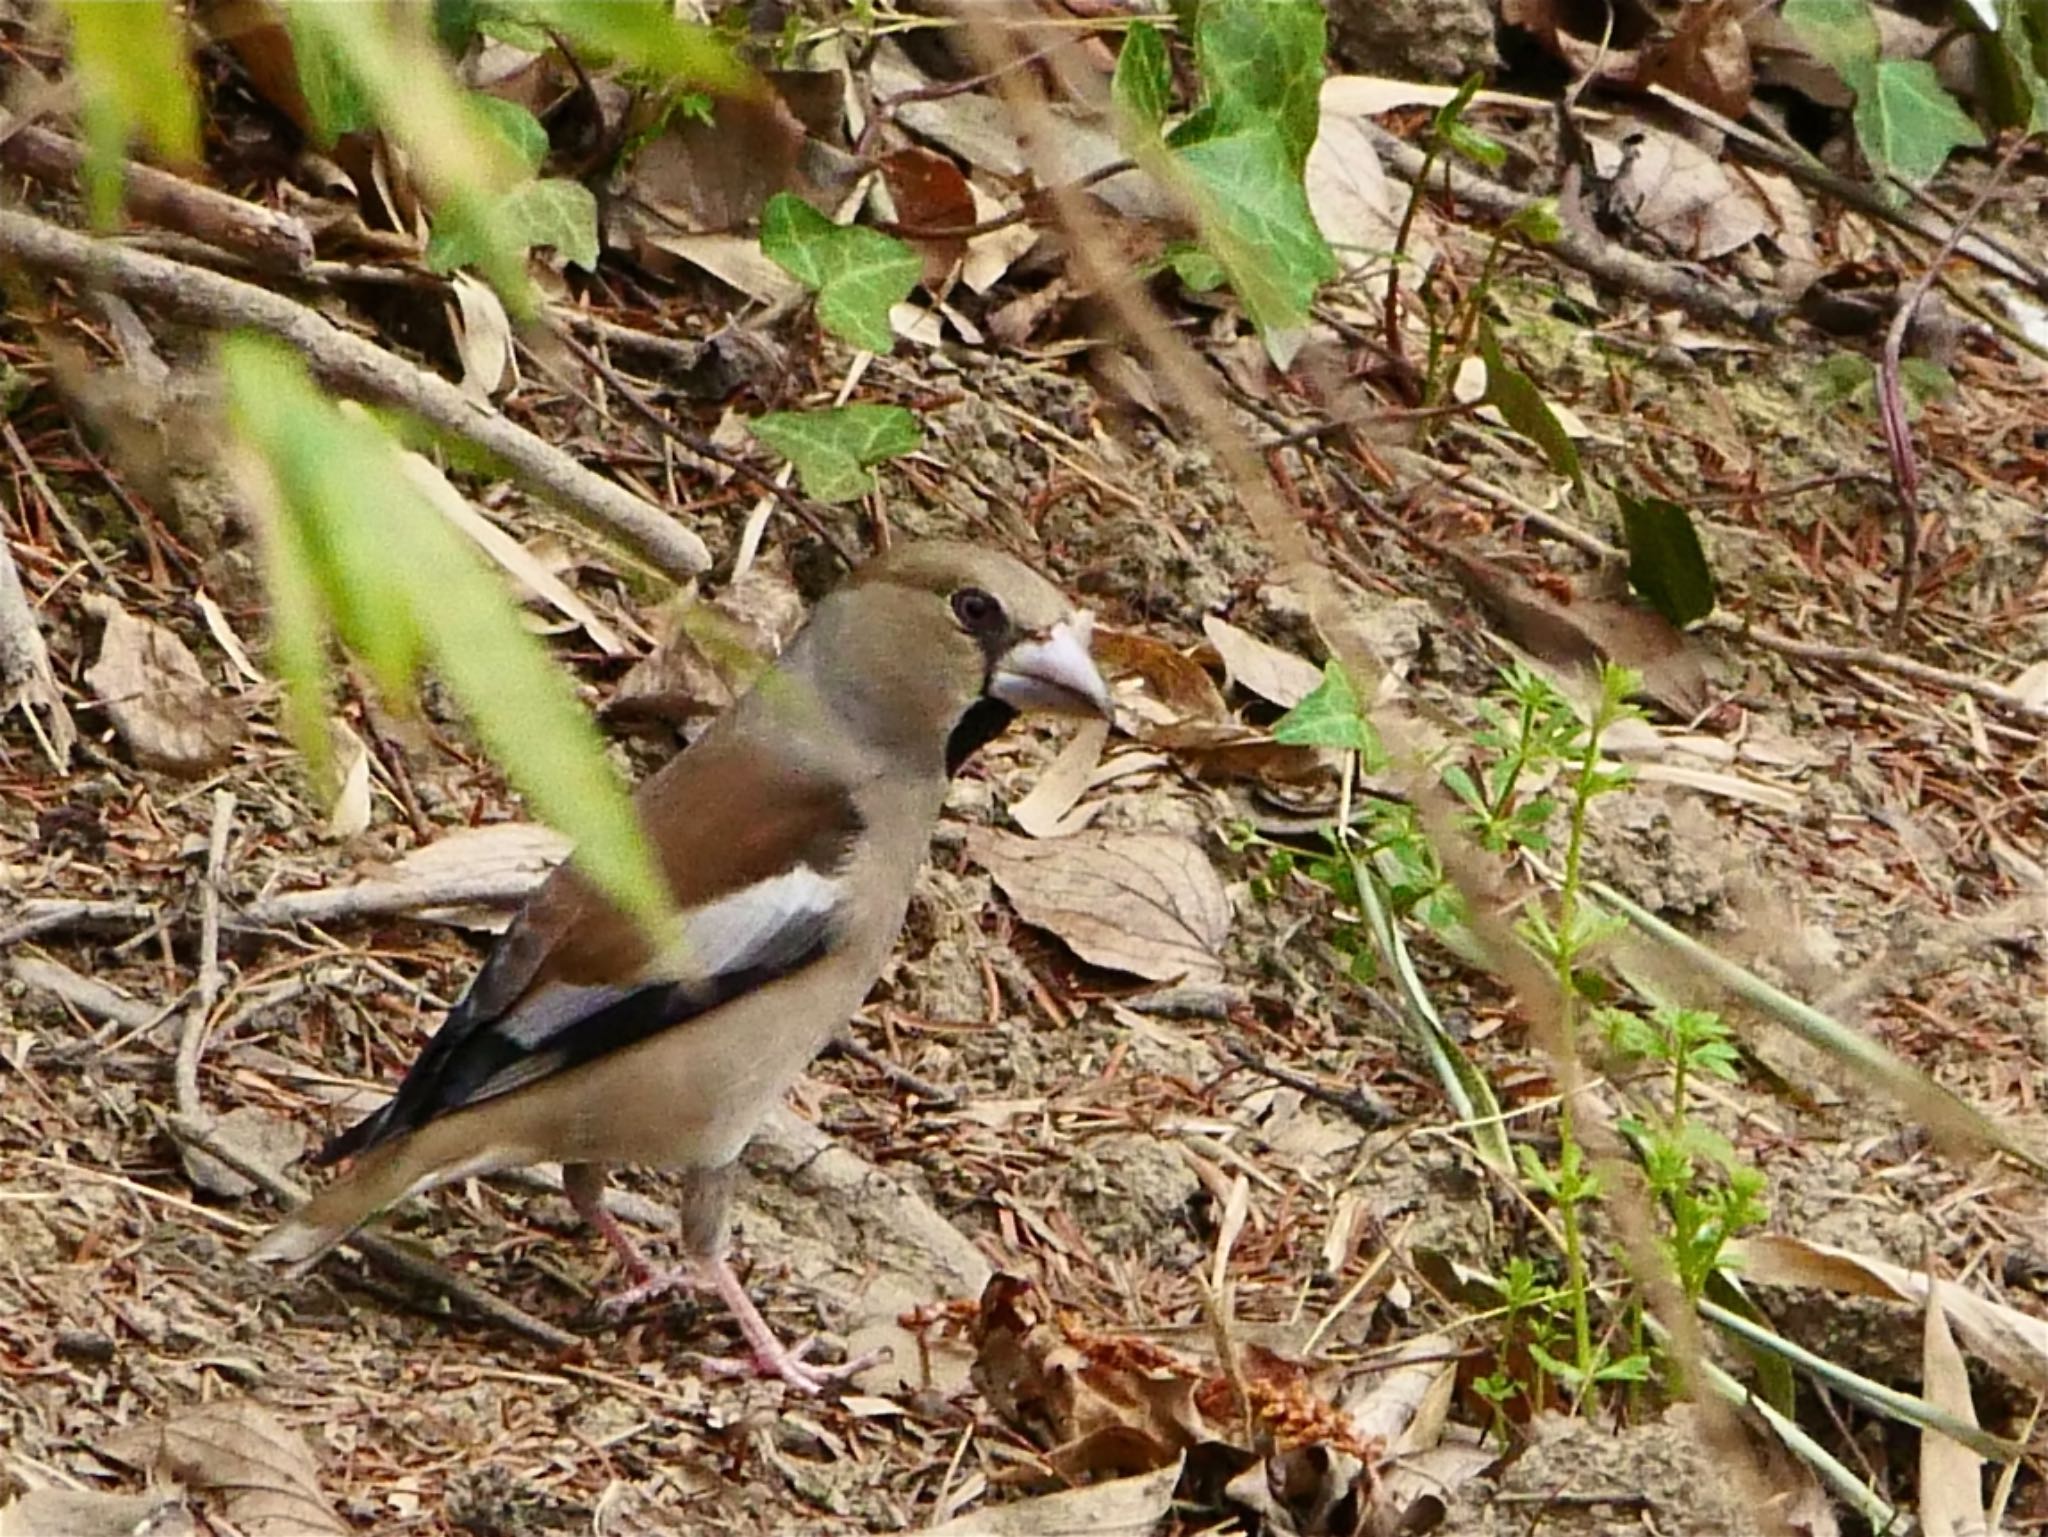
[1479,324,1582,489]
[285,1,533,306]
[1191,0,1325,172]
[760,193,920,354]
[1781,0,1881,90]
[469,93,550,172]
[1616,490,1717,627]
[1173,123,1338,339]
[1853,58,1985,186]
[57,0,200,227]
[749,404,921,502]
[1899,355,1958,408]
[1506,196,1563,243]
[518,0,752,93]
[426,177,599,272]
[221,334,674,935]
[1112,20,1172,144]
[1806,351,1876,410]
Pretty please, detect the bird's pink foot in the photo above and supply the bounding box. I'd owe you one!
[696,1336,886,1394]
[596,1265,696,1320]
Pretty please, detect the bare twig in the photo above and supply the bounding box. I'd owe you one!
[0,116,314,271]
[235,870,544,930]
[1359,121,1782,336]
[0,208,710,579]
[0,898,159,948]
[174,791,235,1119]
[1713,617,2048,728]
[164,1111,583,1354]
[8,955,166,1035]
[0,517,76,770]
[1223,1041,1393,1130]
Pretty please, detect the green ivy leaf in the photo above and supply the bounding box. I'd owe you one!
[221,334,674,936]
[749,404,922,502]
[427,178,599,273]
[1616,489,1717,627]
[760,193,920,355]
[1781,0,1881,91]
[1191,0,1325,173]
[1273,661,1383,765]
[1113,20,1172,144]
[469,93,550,173]
[1163,241,1226,292]
[57,0,200,226]
[1853,58,1986,186]
[1173,123,1338,341]
[1479,324,1582,490]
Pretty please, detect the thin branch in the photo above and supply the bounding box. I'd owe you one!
[174,791,235,1120]
[0,208,710,579]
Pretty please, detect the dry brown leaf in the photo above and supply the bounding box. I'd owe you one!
[967,828,1232,982]
[0,1491,193,1537]
[1591,126,1767,260]
[1445,551,1713,718]
[449,271,513,401]
[103,1400,345,1537]
[82,595,243,776]
[1095,628,1230,730]
[922,1462,1182,1537]
[972,1274,1210,1471]
[1733,1234,2048,1392]
[608,560,803,730]
[880,146,975,284]
[1920,1277,1988,1537]
[627,88,804,233]
[1201,615,1323,709]
[1010,719,1110,839]
[1639,0,1754,118]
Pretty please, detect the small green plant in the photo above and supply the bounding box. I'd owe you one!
[1604,1004,1769,1307]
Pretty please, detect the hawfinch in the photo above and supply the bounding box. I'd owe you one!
[253,541,1111,1391]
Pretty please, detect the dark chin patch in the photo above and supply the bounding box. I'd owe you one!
[947,698,1017,776]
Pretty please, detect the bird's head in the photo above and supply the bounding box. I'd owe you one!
[807,540,1112,774]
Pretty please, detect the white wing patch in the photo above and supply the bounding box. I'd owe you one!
[659,864,845,984]
[490,864,846,1059]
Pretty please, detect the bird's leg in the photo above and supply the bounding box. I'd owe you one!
[562,1161,694,1312]
[696,1251,884,1395]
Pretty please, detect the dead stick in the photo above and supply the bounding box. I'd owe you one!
[164,1111,583,1354]
[0,208,710,580]
[175,791,235,1118]
[235,870,549,929]
[0,117,314,271]
[1716,618,2048,727]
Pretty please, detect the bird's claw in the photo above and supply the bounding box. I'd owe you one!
[596,1266,696,1320]
[696,1337,885,1395]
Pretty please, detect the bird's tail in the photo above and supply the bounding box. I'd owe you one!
[249,1118,508,1269]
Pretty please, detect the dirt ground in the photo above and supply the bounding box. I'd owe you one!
[5,118,2048,1537]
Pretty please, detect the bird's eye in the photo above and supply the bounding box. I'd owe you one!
[951,587,1004,635]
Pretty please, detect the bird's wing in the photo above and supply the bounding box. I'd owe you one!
[316,734,864,1164]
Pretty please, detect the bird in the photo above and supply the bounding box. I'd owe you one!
[251,540,1112,1392]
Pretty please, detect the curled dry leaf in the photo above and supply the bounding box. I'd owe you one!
[1590,126,1767,260]
[101,1400,346,1537]
[1920,1279,1988,1537]
[1735,1235,2048,1393]
[81,595,243,776]
[966,828,1231,983]
[1097,626,1333,789]
[880,145,975,284]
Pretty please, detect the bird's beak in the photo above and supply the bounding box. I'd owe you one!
[990,614,1113,719]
